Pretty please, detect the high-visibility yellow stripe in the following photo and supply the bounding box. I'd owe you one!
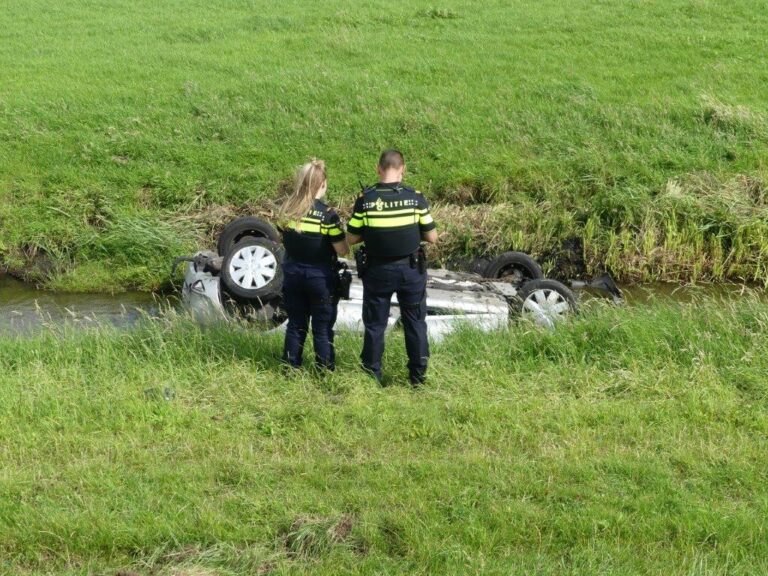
[301,216,322,224]
[366,208,417,216]
[286,221,321,232]
[419,214,434,225]
[324,227,344,236]
[293,223,321,233]
[366,215,419,228]
[417,208,430,214]
[348,216,365,228]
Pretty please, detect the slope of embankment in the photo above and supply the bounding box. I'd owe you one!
[1,1,766,290]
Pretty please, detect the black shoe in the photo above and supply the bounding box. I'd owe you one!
[409,374,426,387]
[313,361,336,373]
[280,360,302,376]
[361,365,382,385]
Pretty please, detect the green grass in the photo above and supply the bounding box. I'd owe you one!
[1,1,767,289]
[1,298,767,574]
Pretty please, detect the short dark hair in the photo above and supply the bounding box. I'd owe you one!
[378,149,404,170]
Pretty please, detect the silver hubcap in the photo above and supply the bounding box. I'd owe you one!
[229,245,277,290]
[522,289,571,328]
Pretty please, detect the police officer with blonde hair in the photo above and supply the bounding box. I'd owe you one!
[279,159,348,371]
[346,150,437,385]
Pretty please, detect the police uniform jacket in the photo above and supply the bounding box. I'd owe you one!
[281,199,345,266]
[347,183,435,260]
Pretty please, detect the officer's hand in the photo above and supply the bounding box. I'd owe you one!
[421,229,438,244]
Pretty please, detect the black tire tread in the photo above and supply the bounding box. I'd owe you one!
[217,216,280,256]
[483,251,543,282]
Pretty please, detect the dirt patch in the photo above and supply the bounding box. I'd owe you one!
[539,237,588,281]
[255,561,276,575]
[4,244,64,285]
[283,513,363,559]
[435,180,497,205]
[185,200,280,250]
[168,569,220,576]
[330,513,354,541]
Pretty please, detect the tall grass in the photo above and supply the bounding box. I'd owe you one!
[1,297,767,574]
[0,1,766,289]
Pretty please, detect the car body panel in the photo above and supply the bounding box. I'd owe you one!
[182,254,514,340]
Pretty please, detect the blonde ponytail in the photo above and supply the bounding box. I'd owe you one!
[278,159,327,231]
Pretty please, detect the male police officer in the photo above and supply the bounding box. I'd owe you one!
[346,150,438,385]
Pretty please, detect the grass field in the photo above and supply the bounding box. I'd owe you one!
[1,297,767,575]
[1,1,767,290]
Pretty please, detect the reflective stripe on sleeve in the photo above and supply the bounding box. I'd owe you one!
[321,225,344,237]
[348,213,366,229]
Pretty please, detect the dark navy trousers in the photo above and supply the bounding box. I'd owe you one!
[361,261,429,384]
[281,261,337,370]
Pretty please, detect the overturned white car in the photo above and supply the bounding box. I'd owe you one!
[176,217,618,339]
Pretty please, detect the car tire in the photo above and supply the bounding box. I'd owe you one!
[515,279,577,328]
[483,251,544,284]
[217,216,280,256]
[221,238,284,302]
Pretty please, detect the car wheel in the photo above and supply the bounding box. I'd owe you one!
[515,279,577,328]
[483,252,543,284]
[221,237,284,302]
[217,216,280,256]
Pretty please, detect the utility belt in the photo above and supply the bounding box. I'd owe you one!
[283,256,352,301]
[355,245,427,278]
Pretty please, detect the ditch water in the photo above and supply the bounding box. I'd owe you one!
[0,272,763,335]
[0,273,164,334]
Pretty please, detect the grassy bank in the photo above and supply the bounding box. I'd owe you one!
[1,1,767,290]
[1,297,767,574]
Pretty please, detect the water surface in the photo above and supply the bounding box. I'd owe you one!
[0,274,163,334]
[1,272,763,335]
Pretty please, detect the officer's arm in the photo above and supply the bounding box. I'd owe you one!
[333,238,350,255]
[324,211,350,255]
[346,198,365,246]
[417,193,437,244]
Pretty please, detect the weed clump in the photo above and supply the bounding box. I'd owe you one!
[282,514,362,559]
[422,7,460,19]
